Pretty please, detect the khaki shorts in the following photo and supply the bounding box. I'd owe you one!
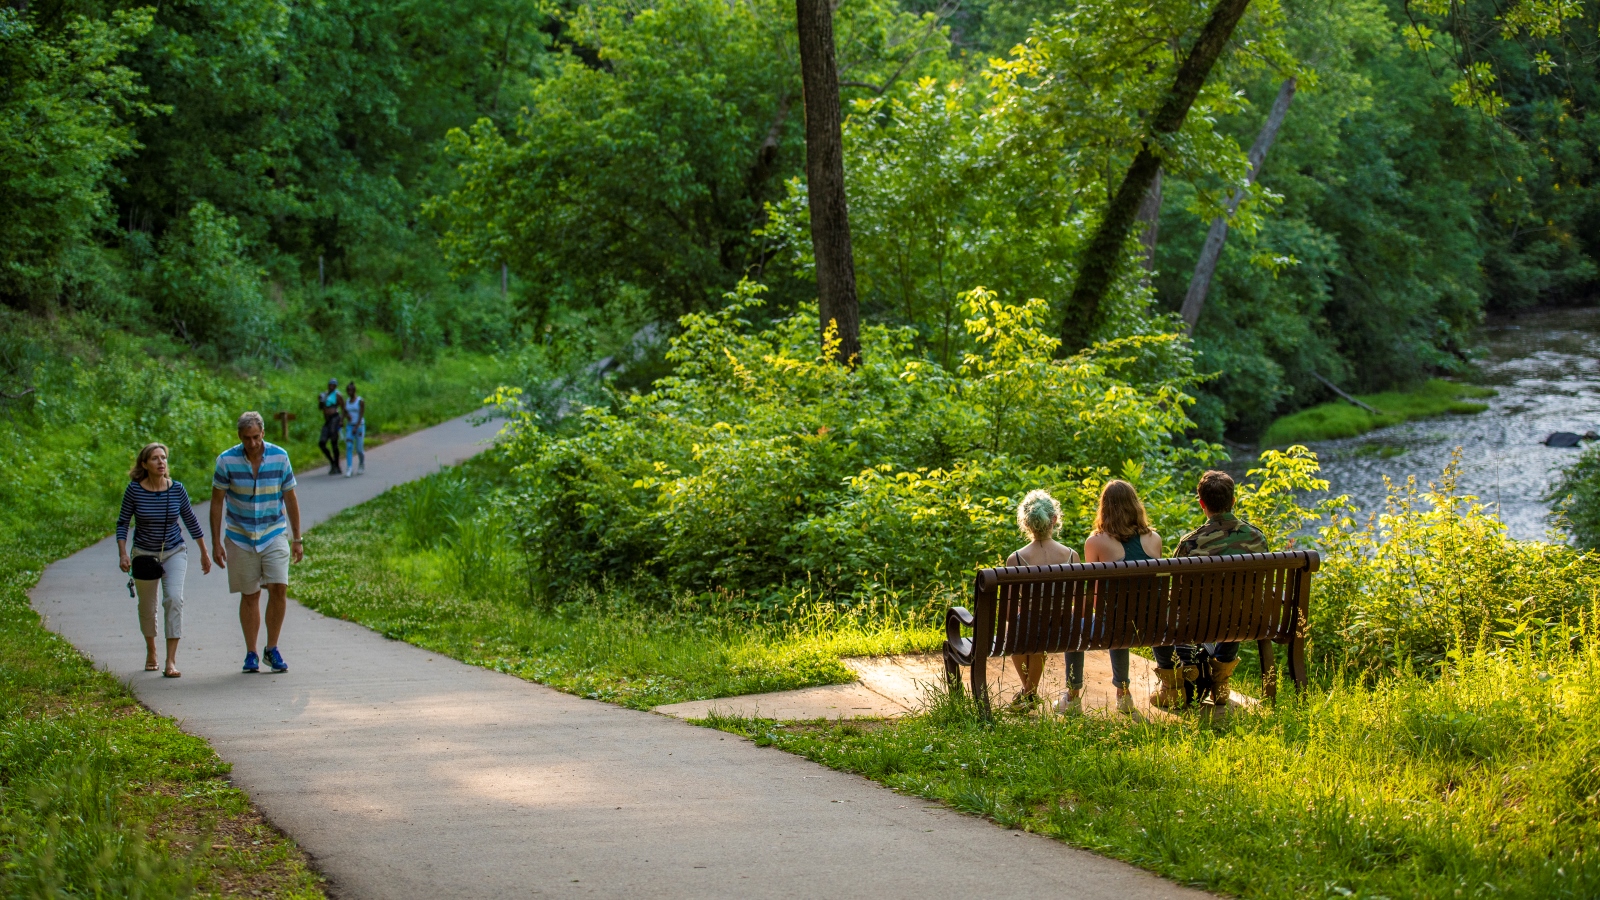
[227,535,290,595]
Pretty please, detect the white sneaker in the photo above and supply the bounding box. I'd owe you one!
[344,468,352,478]
[358,463,365,475]
[1054,690,1082,715]
[1116,692,1135,714]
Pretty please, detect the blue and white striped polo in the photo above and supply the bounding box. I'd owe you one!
[212,443,298,550]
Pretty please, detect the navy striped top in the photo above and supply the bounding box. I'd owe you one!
[116,481,204,552]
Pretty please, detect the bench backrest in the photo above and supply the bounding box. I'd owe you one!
[970,550,1318,657]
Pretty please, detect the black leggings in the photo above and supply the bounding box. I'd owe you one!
[1153,642,1241,668]
[319,417,342,467]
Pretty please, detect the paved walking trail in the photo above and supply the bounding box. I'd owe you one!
[32,413,1209,900]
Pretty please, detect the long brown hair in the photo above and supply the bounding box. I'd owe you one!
[1093,479,1152,543]
[129,442,169,482]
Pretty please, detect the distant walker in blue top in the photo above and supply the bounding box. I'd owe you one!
[209,411,303,674]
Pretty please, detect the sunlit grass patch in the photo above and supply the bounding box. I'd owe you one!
[704,645,1600,900]
[1262,379,1496,445]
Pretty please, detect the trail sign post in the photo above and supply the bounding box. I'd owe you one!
[274,410,296,442]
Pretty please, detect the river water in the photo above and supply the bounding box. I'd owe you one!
[1268,307,1600,542]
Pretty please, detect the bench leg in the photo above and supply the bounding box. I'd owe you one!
[1257,639,1278,701]
[943,646,963,697]
[1289,634,1308,692]
[972,655,991,718]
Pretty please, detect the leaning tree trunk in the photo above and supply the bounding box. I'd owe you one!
[1181,76,1297,332]
[1061,0,1256,352]
[1136,167,1163,280]
[796,0,862,365]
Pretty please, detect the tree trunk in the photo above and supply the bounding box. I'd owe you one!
[1181,76,1296,332]
[796,0,862,365]
[1061,0,1255,352]
[1136,167,1163,279]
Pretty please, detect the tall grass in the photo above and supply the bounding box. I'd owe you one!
[713,631,1600,900]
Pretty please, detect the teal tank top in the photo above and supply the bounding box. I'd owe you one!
[1121,534,1152,561]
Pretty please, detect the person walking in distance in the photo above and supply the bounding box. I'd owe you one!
[343,380,366,477]
[117,443,211,677]
[210,411,303,674]
[317,378,343,475]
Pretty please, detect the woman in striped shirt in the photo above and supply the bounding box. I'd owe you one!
[116,442,211,677]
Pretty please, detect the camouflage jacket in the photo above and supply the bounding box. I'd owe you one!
[1175,512,1269,558]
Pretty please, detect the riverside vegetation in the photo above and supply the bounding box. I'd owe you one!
[1261,379,1498,446]
[0,311,517,895]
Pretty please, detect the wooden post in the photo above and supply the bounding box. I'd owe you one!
[501,262,508,297]
[273,411,297,442]
[318,255,325,288]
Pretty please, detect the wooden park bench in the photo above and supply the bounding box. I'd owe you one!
[944,550,1319,710]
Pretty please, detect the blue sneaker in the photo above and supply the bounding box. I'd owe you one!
[242,651,260,673]
[264,647,288,673]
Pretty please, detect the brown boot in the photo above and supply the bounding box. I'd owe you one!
[1149,666,1196,709]
[1209,658,1240,706]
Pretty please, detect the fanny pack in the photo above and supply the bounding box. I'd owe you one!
[131,489,176,581]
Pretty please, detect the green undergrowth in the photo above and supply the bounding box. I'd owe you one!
[293,456,943,709]
[1262,379,1496,446]
[706,639,1600,900]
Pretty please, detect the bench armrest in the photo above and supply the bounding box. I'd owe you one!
[946,605,973,635]
[944,606,975,666]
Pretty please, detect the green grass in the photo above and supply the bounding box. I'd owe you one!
[292,459,942,709]
[0,312,521,894]
[705,641,1600,900]
[1262,379,1497,446]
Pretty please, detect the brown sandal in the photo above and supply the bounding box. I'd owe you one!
[145,661,159,671]
[163,669,181,678]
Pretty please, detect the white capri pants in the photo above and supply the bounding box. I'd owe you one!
[131,544,187,640]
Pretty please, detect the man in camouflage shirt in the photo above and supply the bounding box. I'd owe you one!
[1149,470,1269,709]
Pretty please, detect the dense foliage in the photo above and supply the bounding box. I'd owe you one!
[1552,443,1600,550]
[4,0,1598,434]
[494,283,1220,606]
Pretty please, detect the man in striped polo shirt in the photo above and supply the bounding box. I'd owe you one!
[209,410,303,674]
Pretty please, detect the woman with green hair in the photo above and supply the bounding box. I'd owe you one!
[1003,489,1078,708]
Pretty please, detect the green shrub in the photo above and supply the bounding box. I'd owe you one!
[498,281,1221,606]
[1315,454,1599,673]
[1551,443,1600,550]
[147,202,281,360]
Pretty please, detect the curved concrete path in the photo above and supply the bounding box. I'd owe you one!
[32,412,1210,900]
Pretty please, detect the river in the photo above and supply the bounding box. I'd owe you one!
[1267,307,1600,542]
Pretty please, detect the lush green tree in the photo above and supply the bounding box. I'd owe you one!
[763,77,1085,368]
[0,8,153,310]
[143,201,276,358]
[428,0,954,322]
[1153,0,1494,433]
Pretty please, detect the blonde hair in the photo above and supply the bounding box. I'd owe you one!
[1094,480,1152,543]
[129,443,169,481]
[1016,490,1060,542]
